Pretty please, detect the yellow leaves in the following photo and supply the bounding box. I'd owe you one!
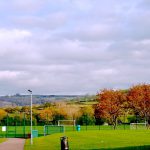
[80,106,94,116]
[0,109,7,120]
[39,108,53,121]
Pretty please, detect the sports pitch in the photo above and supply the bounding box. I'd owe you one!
[24,130,150,150]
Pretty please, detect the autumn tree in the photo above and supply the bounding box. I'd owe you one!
[94,89,126,129]
[38,108,53,124]
[20,106,30,114]
[52,102,68,124]
[0,109,7,120]
[5,107,20,113]
[127,84,150,124]
[64,105,80,120]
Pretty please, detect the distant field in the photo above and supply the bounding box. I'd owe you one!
[77,101,98,105]
[24,130,150,150]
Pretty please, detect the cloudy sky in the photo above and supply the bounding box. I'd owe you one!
[0,0,150,95]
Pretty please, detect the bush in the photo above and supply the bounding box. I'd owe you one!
[77,114,95,125]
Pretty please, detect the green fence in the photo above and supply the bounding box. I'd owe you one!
[0,126,44,138]
[1,124,149,138]
[44,125,64,136]
[0,113,148,138]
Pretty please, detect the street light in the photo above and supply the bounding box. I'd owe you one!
[28,89,33,145]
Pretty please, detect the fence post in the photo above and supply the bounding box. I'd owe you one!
[85,115,87,131]
[99,123,100,130]
[124,114,126,130]
[15,122,17,138]
[136,115,138,130]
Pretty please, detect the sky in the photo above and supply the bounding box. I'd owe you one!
[0,0,150,95]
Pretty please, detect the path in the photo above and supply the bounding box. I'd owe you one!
[0,138,25,150]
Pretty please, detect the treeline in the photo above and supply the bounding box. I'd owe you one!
[0,102,95,126]
[95,84,150,129]
[0,84,150,128]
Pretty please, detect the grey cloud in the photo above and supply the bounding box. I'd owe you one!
[13,12,68,30]
[0,0,150,95]
[0,0,46,13]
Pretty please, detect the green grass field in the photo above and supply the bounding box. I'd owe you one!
[0,125,131,138]
[0,138,6,143]
[24,130,150,150]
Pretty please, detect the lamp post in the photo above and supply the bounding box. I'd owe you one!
[28,89,33,145]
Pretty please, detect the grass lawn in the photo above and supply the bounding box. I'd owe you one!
[24,130,150,150]
[0,138,6,143]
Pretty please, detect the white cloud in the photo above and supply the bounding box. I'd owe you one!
[0,71,21,80]
[0,29,31,40]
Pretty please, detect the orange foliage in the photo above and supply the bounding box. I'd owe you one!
[0,109,7,120]
[39,108,53,121]
[95,89,126,129]
[127,84,150,120]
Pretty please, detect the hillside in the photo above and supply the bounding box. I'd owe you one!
[0,94,86,107]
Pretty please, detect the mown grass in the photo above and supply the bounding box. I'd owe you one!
[0,138,6,143]
[24,130,150,150]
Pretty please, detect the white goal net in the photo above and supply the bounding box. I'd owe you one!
[130,123,147,130]
[58,120,76,126]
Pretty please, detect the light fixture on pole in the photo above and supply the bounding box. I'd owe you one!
[28,89,33,145]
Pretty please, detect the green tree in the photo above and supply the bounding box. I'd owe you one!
[77,106,95,125]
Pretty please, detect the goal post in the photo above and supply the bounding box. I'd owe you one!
[44,125,64,136]
[130,123,147,130]
[58,120,76,126]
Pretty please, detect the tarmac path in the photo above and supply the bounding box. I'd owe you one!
[0,138,25,150]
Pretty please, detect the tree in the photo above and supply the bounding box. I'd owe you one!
[65,105,80,120]
[0,109,7,121]
[94,89,126,129]
[43,102,53,108]
[5,107,20,113]
[127,84,150,124]
[77,106,95,125]
[38,108,53,124]
[20,106,30,114]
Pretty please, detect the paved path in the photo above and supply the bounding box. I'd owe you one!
[0,138,25,150]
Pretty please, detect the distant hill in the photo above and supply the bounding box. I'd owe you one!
[0,94,84,107]
[0,100,13,107]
